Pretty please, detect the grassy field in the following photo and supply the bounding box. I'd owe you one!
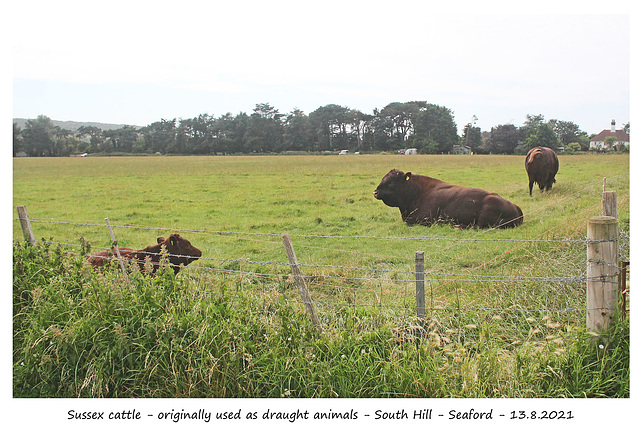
[13,154,630,312]
[12,154,630,397]
[12,153,629,254]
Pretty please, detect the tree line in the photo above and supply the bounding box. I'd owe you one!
[13,101,609,157]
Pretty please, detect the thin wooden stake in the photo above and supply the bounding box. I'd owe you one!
[415,251,425,320]
[105,217,129,279]
[16,206,36,245]
[602,190,617,218]
[282,234,322,331]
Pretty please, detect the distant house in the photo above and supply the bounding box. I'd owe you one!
[15,151,27,157]
[590,120,630,151]
[452,145,472,155]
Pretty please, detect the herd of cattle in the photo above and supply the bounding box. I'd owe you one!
[87,146,559,273]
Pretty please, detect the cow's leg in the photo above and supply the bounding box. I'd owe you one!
[545,176,554,192]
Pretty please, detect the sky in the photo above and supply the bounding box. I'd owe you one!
[9,1,634,135]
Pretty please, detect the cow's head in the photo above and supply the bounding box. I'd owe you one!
[160,233,202,268]
[374,169,412,207]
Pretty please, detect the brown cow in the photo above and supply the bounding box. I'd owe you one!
[374,169,523,228]
[525,146,559,196]
[87,233,202,274]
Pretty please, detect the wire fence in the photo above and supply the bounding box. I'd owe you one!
[15,207,625,347]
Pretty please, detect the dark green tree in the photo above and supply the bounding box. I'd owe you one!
[485,124,523,154]
[309,104,356,151]
[140,119,177,154]
[368,108,394,151]
[77,126,105,153]
[244,103,284,153]
[524,122,560,152]
[413,104,458,154]
[378,101,428,146]
[104,125,139,153]
[217,112,249,153]
[21,115,57,156]
[549,119,589,150]
[283,108,312,151]
[177,114,215,154]
[13,122,23,156]
[549,120,589,147]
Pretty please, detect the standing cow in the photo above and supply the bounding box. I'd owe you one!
[87,233,202,274]
[525,146,559,196]
[374,169,523,228]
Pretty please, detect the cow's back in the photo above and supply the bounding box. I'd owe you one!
[429,184,522,228]
[405,176,522,228]
[525,147,559,195]
[86,247,137,268]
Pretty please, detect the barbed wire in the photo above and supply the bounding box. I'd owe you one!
[17,217,587,244]
[13,211,618,322]
[37,239,587,284]
[16,238,594,340]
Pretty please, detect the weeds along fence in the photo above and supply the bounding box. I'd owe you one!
[14,196,629,345]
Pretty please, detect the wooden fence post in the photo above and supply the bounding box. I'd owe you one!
[586,216,619,333]
[415,251,425,320]
[105,218,130,279]
[619,260,629,320]
[282,234,322,331]
[602,191,617,218]
[16,206,36,245]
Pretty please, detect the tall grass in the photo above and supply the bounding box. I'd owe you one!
[13,241,629,398]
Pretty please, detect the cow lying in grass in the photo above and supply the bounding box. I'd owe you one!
[374,169,523,228]
[87,233,202,274]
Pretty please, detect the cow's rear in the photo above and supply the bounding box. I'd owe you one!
[477,194,524,228]
[525,147,559,196]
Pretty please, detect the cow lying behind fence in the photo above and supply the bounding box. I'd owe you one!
[374,169,523,228]
[87,233,202,274]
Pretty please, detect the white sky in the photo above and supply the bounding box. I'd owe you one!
[9,0,634,135]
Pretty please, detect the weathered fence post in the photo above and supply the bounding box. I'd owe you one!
[282,234,322,331]
[586,216,619,333]
[105,217,129,279]
[602,191,617,218]
[415,251,425,320]
[16,205,36,245]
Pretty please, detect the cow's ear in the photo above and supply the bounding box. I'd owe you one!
[170,234,178,246]
[405,172,412,181]
[157,237,165,244]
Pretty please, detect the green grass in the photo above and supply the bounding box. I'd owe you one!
[12,154,630,397]
[13,241,629,398]
[12,154,629,280]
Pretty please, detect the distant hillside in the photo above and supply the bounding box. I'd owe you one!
[13,118,141,132]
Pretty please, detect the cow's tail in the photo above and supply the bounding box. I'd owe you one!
[525,147,542,167]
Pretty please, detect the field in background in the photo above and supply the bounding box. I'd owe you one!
[13,154,630,321]
[12,153,629,248]
[12,154,630,397]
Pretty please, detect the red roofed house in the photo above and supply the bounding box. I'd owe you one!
[589,120,630,151]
